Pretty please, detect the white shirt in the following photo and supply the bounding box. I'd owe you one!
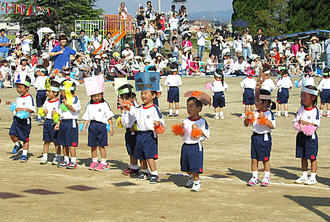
[130,104,165,132]
[60,96,81,120]
[247,110,276,134]
[211,80,228,92]
[15,65,34,84]
[164,74,182,87]
[21,39,32,53]
[277,76,293,89]
[241,77,256,90]
[242,34,252,48]
[14,94,35,117]
[298,76,315,88]
[197,31,206,47]
[234,61,247,72]
[261,78,276,92]
[92,35,102,50]
[121,101,138,129]
[0,66,10,79]
[42,98,60,119]
[82,101,114,124]
[169,18,179,30]
[293,106,320,132]
[317,78,330,90]
[297,51,306,63]
[122,49,134,61]
[182,117,210,144]
[34,75,48,90]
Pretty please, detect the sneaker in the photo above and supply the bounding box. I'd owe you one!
[95,163,109,171]
[174,114,179,117]
[191,182,201,192]
[40,158,48,165]
[138,172,149,180]
[52,157,60,165]
[66,162,78,169]
[186,177,194,188]
[261,177,270,187]
[304,177,317,185]
[168,114,173,117]
[284,112,288,117]
[240,113,246,119]
[57,161,69,168]
[276,112,281,117]
[213,115,219,119]
[294,176,308,184]
[149,175,159,184]
[20,155,28,163]
[220,115,224,120]
[247,177,260,186]
[89,162,98,170]
[11,145,22,154]
[325,113,330,118]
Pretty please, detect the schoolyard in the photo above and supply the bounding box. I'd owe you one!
[0,76,329,221]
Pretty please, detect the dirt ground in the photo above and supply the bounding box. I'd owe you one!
[0,76,329,222]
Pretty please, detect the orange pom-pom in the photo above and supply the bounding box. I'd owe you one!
[257,117,267,126]
[172,124,185,136]
[154,124,165,134]
[246,111,255,124]
[191,128,202,139]
[122,100,132,111]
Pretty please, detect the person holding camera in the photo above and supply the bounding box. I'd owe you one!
[211,31,223,63]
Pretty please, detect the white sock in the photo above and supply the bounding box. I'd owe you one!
[175,109,179,115]
[101,158,106,165]
[71,157,76,163]
[310,172,317,179]
[264,171,270,178]
[131,164,139,170]
[320,110,323,116]
[151,171,158,176]
[220,111,224,116]
[252,171,258,178]
[327,111,330,115]
[214,113,219,117]
[64,156,69,163]
[188,174,193,179]
[169,109,173,115]
[14,141,20,146]
[42,153,48,159]
[22,150,28,156]
[92,157,98,162]
[302,171,308,178]
[194,180,200,185]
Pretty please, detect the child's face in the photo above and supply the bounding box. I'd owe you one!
[47,90,57,100]
[36,70,43,76]
[141,90,155,105]
[3,62,8,67]
[91,93,103,103]
[255,99,268,110]
[301,92,315,107]
[187,100,201,118]
[16,84,29,96]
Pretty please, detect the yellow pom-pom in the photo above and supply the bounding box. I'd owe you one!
[116,117,124,128]
[134,123,138,131]
[38,108,45,117]
[53,112,60,124]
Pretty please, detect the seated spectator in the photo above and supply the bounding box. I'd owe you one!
[205,54,217,75]
[233,56,248,76]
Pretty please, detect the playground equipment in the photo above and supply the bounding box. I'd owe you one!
[75,20,104,37]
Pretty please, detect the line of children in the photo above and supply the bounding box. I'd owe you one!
[9,75,35,162]
[176,92,210,191]
[276,68,293,117]
[317,68,330,117]
[82,75,114,171]
[40,80,61,164]
[240,73,256,115]
[293,86,320,185]
[118,84,140,175]
[55,80,81,169]
[244,89,276,187]
[211,69,228,119]
[164,62,182,117]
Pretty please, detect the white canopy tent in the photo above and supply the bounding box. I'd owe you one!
[37,27,54,44]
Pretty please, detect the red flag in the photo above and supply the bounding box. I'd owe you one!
[1,3,5,10]
[17,4,21,14]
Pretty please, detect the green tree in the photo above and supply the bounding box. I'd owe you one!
[6,0,103,33]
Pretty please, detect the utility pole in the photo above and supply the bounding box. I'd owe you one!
[158,0,161,13]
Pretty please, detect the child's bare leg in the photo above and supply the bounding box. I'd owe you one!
[99,147,106,159]
[251,159,258,171]
[250,105,254,112]
[263,160,270,172]
[22,141,29,151]
[91,147,97,158]
[310,159,317,173]
[10,135,18,143]
[140,159,147,170]
[244,105,249,113]
[192,172,199,181]
[175,102,179,110]
[43,141,50,154]
[55,144,61,155]
[277,104,282,111]
[130,155,138,165]
[147,158,156,172]
[284,103,288,112]
[301,158,308,171]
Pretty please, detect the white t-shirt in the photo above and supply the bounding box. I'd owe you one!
[197,31,206,47]
[261,78,276,92]
[293,106,320,131]
[211,80,228,92]
[14,94,36,117]
[21,39,32,53]
[317,78,330,90]
[169,18,179,30]
[277,76,293,89]
[242,34,252,48]
[246,110,276,134]
[130,104,165,132]
[82,101,114,124]
[164,74,182,87]
[43,99,60,120]
[241,77,256,90]
[182,117,210,144]
[59,96,81,120]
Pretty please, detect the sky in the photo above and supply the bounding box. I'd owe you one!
[95,0,233,14]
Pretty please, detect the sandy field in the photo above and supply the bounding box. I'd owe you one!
[0,76,329,222]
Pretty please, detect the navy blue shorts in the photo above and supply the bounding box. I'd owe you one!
[277,88,289,104]
[43,119,57,143]
[243,88,255,105]
[167,86,179,103]
[180,143,203,173]
[36,90,47,107]
[251,133,272,161]
[125,129,136,156]
[296,132,318,160]
[153,96,159,107]
[9,116,31,142]
[88,121,108,147]
[320,89,330,104]
[213,92,225,108]
[134,131,158,160]
[57,119,78,147]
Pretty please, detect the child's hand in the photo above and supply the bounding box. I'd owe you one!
[109,127,114,136]
[51,110,56,115]
[247,113,254,120]
[44,109,48,115]
[62,99,67,106]
[192,123,199,129]
[82,127,86,135]
[54,123,60,130]
[258,112,265,119]
[154,121,161,126]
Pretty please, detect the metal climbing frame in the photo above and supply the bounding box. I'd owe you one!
[103,15,135,35]
[75,20,104,37]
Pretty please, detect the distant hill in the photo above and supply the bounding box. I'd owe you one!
[188,10,233,23]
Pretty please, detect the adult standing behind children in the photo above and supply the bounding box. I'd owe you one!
[0,29,10,59]
[197,26,206,61]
